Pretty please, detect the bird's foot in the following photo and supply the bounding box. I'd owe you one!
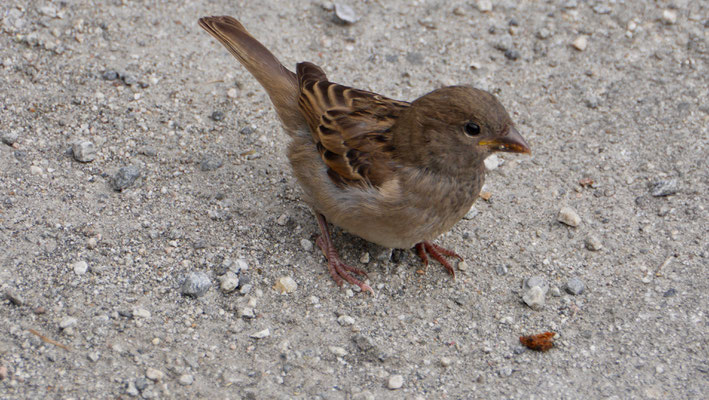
[315,214,374,295]
[414,241,463,278]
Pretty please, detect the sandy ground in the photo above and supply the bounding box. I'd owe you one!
[1,0,708,398]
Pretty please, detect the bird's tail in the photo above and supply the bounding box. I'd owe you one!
[198,16,305,134]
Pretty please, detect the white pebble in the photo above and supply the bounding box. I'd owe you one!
[274,276,297,294]
[388,374,404,390]
[73,260,88,275]
[522,286,546,310]
[329,346,348,357]
[661,9,677,25]
[219,271,240,293]
[59,316,78,329]
[558,206,581,227]
[145,367,164,381]
[300,238,313,252]
[30,165,43,175]
[484,154,501,170]
[132,307,151,319]
[476,0,492,12]
[178,374,194,386]
[572,35,588,51]
[337,315,355,326]
[250,328,270,339]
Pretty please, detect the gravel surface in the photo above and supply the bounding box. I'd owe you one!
[1,1,708,398]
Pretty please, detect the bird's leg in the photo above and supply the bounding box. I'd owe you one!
[414,241,463,278]
[315,213,374,294]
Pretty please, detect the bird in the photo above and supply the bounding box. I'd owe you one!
[198,16,530,294]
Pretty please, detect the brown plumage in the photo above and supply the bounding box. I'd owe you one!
[199,16,531,294]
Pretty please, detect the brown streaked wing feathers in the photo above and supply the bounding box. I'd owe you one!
[296,62,410,187]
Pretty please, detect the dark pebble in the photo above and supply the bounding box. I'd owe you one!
[111,165,141,191]
[651,179,678,197]
[663,288,676,297]
[211,111,225,121]
[121,74,137,86]
[134,377,148,391]
[504,50,520,60]
[102,70,119,80]
[240,126,254,135]
[200,155,223,171]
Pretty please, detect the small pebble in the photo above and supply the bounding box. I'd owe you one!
[220,271,239,293]
[60,316,78,329]
[572,36,588,51]
[276,214,288,226]
[73,260,88,275]
[592,4,611,14]
[300,238,313,252]
[495,265,508,275]
[145,367,164,382]
[440,357,453,367]
[132,307,151,319]
[463,206,479,220]
[457,260,468,272]
[523,275,549,294]
[1,131,18,146]
[337,315,355,326]
[329,346,348,357]
[662,9,677,25]
[210,111,224,121]
[102,70,119,80]
[334,4,359,24]
[484,154,501,170]
[72,141,96,162]
[250,328,270,339]
[651,179,678,197]
[585,235,603,251]
[558,206,581,227]
[30,165,43,175]
[125,381,139,396]
[178,374,194,386]
[274,276,297,294]
[239,307,255,319]
[537,28,552,39]
[112,166,141,191]
[87,352,100,362]
[388,374,404,390]
[200,155,223,171]
[359,252,370,264]
[180,272,212,297]
[550,286,562,297]
[522,286,545,310]
[476,0,492,12]
[565,277,585,295]
[504,50,520,60]
[663,288,676,297]
[227,88,238,98]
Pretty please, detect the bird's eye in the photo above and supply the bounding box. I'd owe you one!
[464,122,481,136]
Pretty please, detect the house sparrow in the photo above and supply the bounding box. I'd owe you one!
[199,16,530,294]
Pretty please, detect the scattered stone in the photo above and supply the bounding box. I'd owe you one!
[484,154,502,170]
[550,286,562,297]
[87,237,98,249]
[239,307,255,319]
[4,288,25,306]
[87,352,100,362]
[240,283,253,295]
[300,238,313,252]
[585,235,603,251]
[1,131,18,146]
[537,28,552,39]
[112,166,141,191]
[72,141,96,162]
[334,4,359,24]
[200,154,223,171]
[662,9,677,25]
[125,381,139,397]
[476,0,492,12]
[523,276,549,295]
[359,252,370,264]
[663,288,677,297]
[210,111,224,121]
[102,70,119,80]
[565,277,585,295]
[220,271,239,293]
[457,260,469,272]
[504,49,520,60]
[250,328,270,339]
[276,214,288,226]
[329,346,348,357]
[180,272,212,297]
[30,165,43,175]
[145,367,164,381]
[274,277,297,294]
[572,36,588,51]
[651,179,678,197]
[388,374,404,390]
[60,316,78,329]
[227,88,238,98]
[440,357,453,367]
[522,286,545,310]
[121,74,137,86]
[337,315,355,326]
[592,4,611,14]
[132,307,151,319]
[495,265,508,275]
[73,260,89,275]
[558,206,581,227]
[178,374,194,386]
[0,365,8,380]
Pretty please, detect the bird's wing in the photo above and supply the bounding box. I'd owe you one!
[296,62,410,188]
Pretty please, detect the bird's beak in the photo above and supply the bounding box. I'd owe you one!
[479,126,531,154]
